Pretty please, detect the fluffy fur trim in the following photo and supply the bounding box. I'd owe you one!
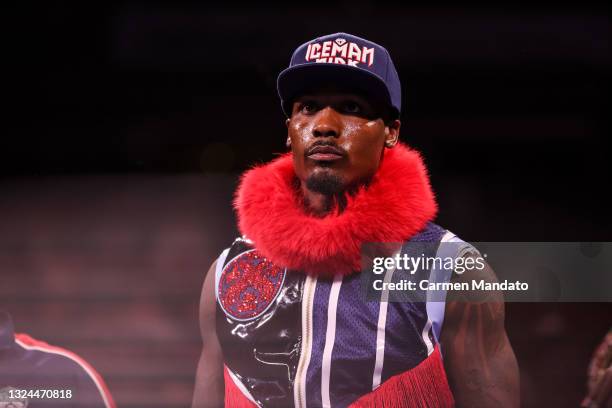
[234,143,437,276]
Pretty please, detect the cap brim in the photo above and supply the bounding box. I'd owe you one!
[277,63,396,118]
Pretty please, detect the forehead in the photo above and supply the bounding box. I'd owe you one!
[295,89,371,104]
[293,84,387,113]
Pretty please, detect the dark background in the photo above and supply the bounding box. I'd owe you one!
[5,2,611,240]
[2,2,611,407]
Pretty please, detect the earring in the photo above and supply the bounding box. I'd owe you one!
[286,138,291,148]
[385,141,396,148]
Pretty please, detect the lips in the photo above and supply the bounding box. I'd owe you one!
[306,145,345,161]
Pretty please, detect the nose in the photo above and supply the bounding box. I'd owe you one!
[312,107,341,138]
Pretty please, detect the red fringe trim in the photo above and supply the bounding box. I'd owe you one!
[349,346,455,408]
[224,347,453,408]
[224,365,258,408]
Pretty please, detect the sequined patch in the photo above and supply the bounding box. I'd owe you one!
[218,250,286,320]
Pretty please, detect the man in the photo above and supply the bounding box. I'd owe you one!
[0,311,115,408]
[192,32,519,407]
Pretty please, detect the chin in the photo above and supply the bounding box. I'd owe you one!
[305,169,346,196]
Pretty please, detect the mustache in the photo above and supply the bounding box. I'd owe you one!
[305,141,346,156]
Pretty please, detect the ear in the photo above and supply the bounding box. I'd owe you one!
[384,119,401,148]
[285,119,292,148]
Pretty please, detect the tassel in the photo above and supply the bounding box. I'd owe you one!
[349,346,455,408]
[224,366,258,408]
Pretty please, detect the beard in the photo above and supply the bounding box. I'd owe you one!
[305,171,344,196]
[303,169,373,215]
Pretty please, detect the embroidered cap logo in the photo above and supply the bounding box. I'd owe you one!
[304,37,375,67]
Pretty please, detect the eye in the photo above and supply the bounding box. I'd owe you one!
[343,100,362,114]
[300,101,318,114]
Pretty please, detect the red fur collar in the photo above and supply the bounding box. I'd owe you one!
[234,143,437,276]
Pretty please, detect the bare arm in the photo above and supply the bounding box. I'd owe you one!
[192,260,225,408]
[440,255,520,408]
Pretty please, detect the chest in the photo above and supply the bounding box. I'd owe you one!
[215,236,444,407]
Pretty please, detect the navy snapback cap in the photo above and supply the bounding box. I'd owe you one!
[277,32,401,118]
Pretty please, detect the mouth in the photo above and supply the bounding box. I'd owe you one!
[306,145,345,162]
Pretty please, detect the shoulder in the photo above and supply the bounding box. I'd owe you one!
[200,237,254,323]
[220,236,255,264]
[438,230,505,332]
[411,223,483,266]
[411,222,476,251]
[430,225,485,266]
[207,236,255,300]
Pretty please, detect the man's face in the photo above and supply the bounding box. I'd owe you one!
[287,89,400,195]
